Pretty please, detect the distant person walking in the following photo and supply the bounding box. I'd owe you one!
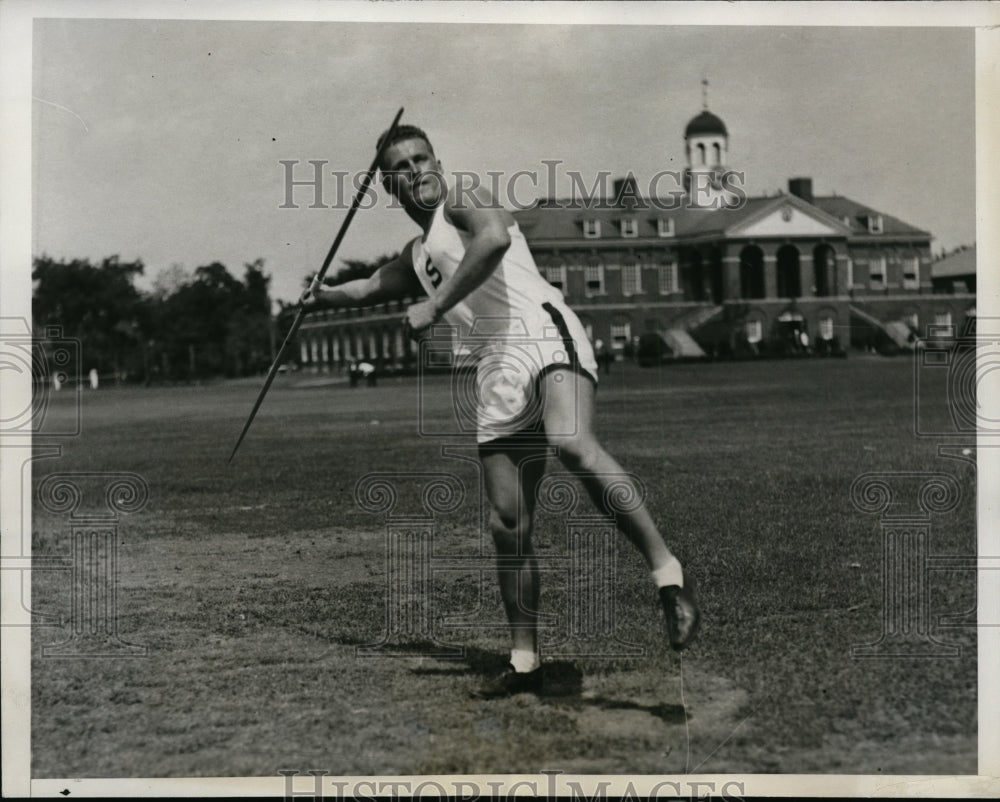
[594,338,613,375]
[358,361,377,386]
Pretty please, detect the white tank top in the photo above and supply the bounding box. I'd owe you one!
[410,202,566,340]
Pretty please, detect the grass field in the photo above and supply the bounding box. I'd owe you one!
[29,357,977,777]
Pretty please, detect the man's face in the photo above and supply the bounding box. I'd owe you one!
[381,137,444,211]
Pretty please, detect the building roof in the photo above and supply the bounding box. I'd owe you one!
[513,191,929,244]
[810,195,930,238]
[932,246,976,278]
[680,197,779,236]
[515,198,708,242]
[685,110,728,138]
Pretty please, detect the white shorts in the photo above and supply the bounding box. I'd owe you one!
[455,302,599,444]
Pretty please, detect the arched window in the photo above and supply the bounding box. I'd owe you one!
[813,244,837,297]
[713,142,722,166]
[776,245,801,298]
[739,246,765,299]
[697,143,706,165]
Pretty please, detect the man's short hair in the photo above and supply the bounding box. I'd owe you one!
[376,124,434,170]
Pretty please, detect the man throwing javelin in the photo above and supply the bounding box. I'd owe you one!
[302,124,699,698]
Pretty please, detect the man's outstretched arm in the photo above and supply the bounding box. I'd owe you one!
[301,246,421,310]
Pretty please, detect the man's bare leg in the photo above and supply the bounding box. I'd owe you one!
[472,442,550,696]
[539,368,674,568]
[539,367,700,649]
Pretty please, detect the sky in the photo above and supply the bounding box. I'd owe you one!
[30,18,976,307]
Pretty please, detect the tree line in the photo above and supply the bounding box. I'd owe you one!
[31,252,402,384]
[32,255,278,384]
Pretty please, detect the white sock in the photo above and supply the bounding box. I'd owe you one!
[510,648,541,673]
[651,557,684,589]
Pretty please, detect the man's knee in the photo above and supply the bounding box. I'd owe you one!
[553,433,602,473]
[488,507,531,551]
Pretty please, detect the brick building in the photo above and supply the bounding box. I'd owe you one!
[931,246,976,295]
[297,105,974,370]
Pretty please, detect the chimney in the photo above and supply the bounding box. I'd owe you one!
[613,175,641,208]
[788,177,814,205]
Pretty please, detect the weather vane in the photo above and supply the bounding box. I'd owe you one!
[702,77,709,110]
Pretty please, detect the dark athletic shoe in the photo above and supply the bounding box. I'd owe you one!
[659,569,701,651]
[470,665,543,699]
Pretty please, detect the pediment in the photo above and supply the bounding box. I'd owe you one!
[730,197,849,238]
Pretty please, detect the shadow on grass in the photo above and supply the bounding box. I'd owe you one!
[382,641,689,723]
[584,697,688,725]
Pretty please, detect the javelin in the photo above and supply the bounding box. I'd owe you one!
[227,106,404,463]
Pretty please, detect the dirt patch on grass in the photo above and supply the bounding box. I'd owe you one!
[32,521,750,777]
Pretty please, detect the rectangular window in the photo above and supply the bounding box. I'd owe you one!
[931,311,954,340]
[657,218,675,238]
[621,262,642,296]
[583,219,601,239]
[584,264,605,296]
[902,258,919,290]
[869,256,886,290]
[544,264,567,294]
[867,214,884,234]
[620,218,638,238]
[658,262,679,295]
[610,322,631,349]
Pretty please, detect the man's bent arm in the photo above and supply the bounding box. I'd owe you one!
[432,188,512,316]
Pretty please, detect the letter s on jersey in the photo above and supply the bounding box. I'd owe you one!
[425,258,442,289]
